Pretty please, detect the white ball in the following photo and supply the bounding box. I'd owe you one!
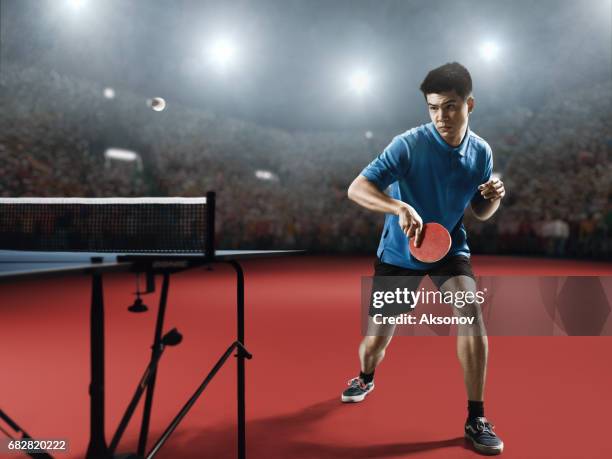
[149,97,166,112]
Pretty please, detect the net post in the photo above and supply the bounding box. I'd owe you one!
[205,191,216,261]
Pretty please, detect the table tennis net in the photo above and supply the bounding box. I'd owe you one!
[0,197,212,253]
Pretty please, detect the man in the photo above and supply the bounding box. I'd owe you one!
[342,62,505,455]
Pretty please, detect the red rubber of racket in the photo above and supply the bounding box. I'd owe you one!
[409,222,451,263]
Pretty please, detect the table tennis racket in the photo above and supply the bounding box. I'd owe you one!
[409,222,451,263]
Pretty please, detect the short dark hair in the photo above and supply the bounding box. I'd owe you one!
[419,62,472,100]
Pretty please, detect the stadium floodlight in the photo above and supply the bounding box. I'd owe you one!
[254,170,279,181]
[104,148,143,171]
[349,70,371,95]
[479,41,500,61]
[208,38,237,71]
[68,0,85,9]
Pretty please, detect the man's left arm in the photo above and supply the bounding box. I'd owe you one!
[471,177,505,221]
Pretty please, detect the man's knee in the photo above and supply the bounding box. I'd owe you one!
[439,275,483,321]
[454,298,482,320]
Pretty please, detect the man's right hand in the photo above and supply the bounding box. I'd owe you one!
[397,205,423,247]
[347,176,424,246]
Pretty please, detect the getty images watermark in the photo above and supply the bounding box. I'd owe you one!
[361,276,612,336]
[371,286,486,326]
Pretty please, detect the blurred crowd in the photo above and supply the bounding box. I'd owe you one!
[465,84,612,260]
[1,64,610,259]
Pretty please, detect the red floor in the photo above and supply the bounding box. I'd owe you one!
[1,255,611,458]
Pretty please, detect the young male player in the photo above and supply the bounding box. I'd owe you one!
[342,62,505,455]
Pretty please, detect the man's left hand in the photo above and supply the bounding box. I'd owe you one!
[478,178,505,201]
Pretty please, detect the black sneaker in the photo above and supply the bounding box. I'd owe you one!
[341,377,374,403]
[464,417,504,455]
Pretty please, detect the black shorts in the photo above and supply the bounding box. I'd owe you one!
[368,255,475,317]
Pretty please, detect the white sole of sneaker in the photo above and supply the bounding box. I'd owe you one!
[464,433,504,455]
[340,383,374,403]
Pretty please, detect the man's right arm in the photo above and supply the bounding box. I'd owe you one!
[347,175,424,245]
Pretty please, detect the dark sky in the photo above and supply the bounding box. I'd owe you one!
[2,0,611,130]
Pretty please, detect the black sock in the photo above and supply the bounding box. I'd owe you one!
[359,370,374,384]
[467,400,484,421]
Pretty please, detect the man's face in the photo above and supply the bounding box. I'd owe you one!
[425,90,474,145]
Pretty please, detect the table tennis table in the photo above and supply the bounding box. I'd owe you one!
[0,248,301,459]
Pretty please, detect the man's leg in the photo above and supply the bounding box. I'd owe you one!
[342,262,421,403]
[437,273,503,455]
[341,314,396,402]
[457,333,488,401]
[360,319,396,374]
[438,275,487,401]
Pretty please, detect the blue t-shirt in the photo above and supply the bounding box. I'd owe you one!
[360,122,493,270]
